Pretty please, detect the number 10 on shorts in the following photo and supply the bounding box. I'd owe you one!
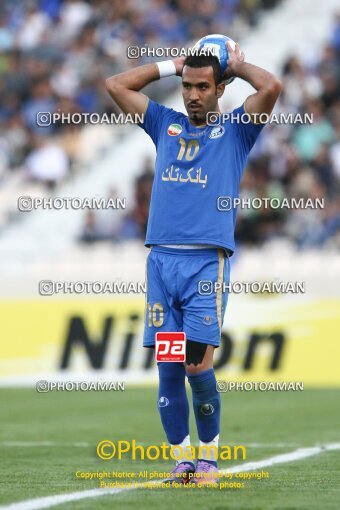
[155,332,186,362]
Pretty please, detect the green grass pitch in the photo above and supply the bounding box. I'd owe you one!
[0,387,339,509]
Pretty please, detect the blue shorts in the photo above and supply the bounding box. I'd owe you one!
[143,246,230,348]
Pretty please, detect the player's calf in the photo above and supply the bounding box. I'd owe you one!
[185,342,221,470]
[157,362,189,446]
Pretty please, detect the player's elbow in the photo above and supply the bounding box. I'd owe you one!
[264,76,283,100]
[105,76,121,98]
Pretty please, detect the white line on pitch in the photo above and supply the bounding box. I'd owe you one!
[0,441,299,449]
[0,443,339,510]
[1,442,90,447]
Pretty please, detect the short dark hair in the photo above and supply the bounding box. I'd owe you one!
[183,55,223,85]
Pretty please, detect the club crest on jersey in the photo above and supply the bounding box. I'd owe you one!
[167,123,183,136]
[209,126,225,139]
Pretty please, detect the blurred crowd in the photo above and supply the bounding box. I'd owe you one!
[0,0,338,249]
[235,16,340,249]
[0,0,275,187]
[79,158,154,243]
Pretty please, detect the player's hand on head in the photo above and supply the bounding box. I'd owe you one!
[223,42,245,80]
[227,41,245,65]
[172,56,186,76]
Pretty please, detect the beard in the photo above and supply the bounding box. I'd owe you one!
[188,110,206,125]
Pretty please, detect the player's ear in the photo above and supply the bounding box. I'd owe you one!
[216,83,225,98]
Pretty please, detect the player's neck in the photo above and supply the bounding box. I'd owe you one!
[188,120,206,128]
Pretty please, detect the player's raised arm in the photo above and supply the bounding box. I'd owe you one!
[224,42,282,121]
[105,58,185,116]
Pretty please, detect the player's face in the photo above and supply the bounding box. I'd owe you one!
[182,66,225,125]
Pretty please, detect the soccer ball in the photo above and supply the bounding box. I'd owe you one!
[193,34,236,84]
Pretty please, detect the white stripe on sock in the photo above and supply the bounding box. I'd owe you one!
[199,434,219,461]
[170,434,192,464]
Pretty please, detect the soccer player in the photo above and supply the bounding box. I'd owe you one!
[106,42,281,484]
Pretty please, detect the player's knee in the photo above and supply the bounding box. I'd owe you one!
[185,362,207,375]
[185,340,212,375]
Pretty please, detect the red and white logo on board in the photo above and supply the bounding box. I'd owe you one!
[155,332,186,362]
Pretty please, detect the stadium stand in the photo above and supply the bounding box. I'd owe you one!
[0,0,339,292]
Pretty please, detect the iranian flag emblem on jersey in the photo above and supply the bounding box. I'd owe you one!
[167,123,182,136]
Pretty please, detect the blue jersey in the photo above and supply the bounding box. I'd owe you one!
[139,98,264,254]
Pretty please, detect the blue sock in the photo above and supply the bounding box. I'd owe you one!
[157,362,189,445]
[187,368,220,443]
